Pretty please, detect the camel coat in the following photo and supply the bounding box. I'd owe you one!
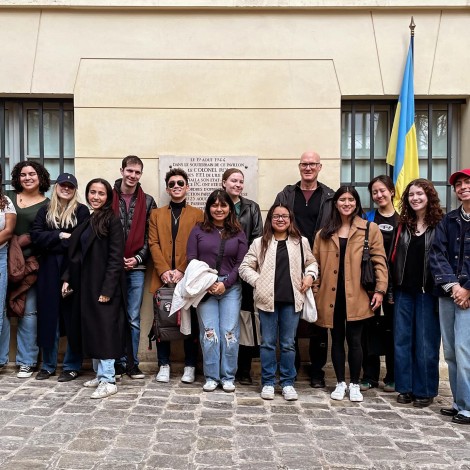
[313,216,388,328]
[148,204,204,293]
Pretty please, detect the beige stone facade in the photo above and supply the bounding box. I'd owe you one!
[1,2,468,363]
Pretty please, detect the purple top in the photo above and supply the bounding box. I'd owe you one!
[187,225,248,288]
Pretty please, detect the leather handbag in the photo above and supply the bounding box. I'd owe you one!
[153,285,185,342]
[360,222,376,296]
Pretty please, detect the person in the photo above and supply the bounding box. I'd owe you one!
[222,168,263,385]
[360,175,398,393]
[62,178,126,399]
[0,165,16,371]
[239,203,318,401]
[149,168,203,383]
[313,186,388,402]
[31,173,90,381]
[6,161,50,378]
[430,169,470,424]
[392,179,443,407]
[274,150,334,388]
[113,155,156,379]
[187,189,248,392]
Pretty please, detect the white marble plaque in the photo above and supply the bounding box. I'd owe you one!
[159,156,258,208]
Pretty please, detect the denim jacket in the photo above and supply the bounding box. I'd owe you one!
[429,207,470,294]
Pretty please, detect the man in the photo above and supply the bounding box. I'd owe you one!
[274,151,334,388]
[430,169,470,425]
[113,155,156,379]
[149,168,203,383]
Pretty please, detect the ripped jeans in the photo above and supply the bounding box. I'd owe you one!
[196,282,241,384]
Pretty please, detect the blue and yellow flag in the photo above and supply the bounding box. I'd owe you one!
[386,39,419,207]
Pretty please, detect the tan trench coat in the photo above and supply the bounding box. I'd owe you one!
[148,204,204,293]
[312,216,388,328]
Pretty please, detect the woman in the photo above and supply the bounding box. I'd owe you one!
[187,189,248,392]
[6,161,50,378]
[313,186,388,402]
[392,178,443,407]
[0,166,17,370]
[361,175,399,393]
[31,173,90,381]
[62,178,126,399]
[239,203,317,401]
[222,168,263,385]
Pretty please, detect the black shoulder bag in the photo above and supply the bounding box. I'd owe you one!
[360,221,377,296]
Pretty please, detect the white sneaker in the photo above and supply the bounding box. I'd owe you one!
[155,365,170,383]
[261,385,275,400]
[203,379,218,392]
[282,385,298,401]
[90,381,117,399]
[83,377,100,388]
[349,383,364,402]
[222,381,235,392]
[17,365,34,378]
[181,366,196,384]
[331,382,347,401]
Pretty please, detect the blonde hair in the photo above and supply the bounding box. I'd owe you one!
[46,184,80,229]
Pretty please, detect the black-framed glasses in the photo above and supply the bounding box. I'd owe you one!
[168,180,186,189]
[299,162,321,169]
[272,214,290,220]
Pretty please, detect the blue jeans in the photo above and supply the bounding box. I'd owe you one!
[41,323,82,373]
[16,286,39,367]
[92,358,115,383]
[259,302,300,387]
[439,297,470,417]
[197,282,241,383]
[118,270,145,366]
[0,245,10,366]
[394,289,441,397]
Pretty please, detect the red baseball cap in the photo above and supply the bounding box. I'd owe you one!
[449,169,470,186]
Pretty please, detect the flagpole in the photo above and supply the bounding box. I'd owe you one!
[409,16,416,59]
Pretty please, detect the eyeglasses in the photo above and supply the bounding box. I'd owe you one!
[58,183,75,190]
[299,162,321,169]
[272,214,290,220]
[168,180,186,189]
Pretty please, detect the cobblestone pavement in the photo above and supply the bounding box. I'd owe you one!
[0,365,469,470]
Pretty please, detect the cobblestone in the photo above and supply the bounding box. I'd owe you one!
[0,365,468,469]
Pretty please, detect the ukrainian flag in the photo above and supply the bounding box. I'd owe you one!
[386,39,419,207]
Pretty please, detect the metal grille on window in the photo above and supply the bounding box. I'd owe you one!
[0,99,74,190]
[341,100,461,212]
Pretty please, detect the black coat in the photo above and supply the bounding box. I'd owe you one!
[31,203,90,349]
[64,215,127,359]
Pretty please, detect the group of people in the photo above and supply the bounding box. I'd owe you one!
[0,153,468,425]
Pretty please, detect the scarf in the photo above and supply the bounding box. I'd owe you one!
[112,184,147,259]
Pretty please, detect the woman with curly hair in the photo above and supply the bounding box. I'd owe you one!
[6,161,50,378]
[392,178,444,407]
[62,178,126,399]
[187,190,248,393]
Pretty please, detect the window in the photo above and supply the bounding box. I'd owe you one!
[341,100,462,211]
[0,99,74,188]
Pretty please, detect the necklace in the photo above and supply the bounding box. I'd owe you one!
[18,193,43,208]
[170,209,181,226]
[416,222,427,234]
[215,226,224,235]
[378,209,395,218]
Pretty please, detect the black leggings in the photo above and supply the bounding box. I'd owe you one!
[330,286,365,384]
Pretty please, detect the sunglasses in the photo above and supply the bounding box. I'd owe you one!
[168,180,186,189]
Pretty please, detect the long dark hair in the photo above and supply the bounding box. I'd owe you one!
[85,178,115,238]
[260,203,301,264]
[200,189,241,239]
[320,186,364,240]
[11,160,51,194]
[0,166,6,211]
[399,178,443,231]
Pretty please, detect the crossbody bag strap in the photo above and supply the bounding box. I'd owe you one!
[300,238,305,276]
